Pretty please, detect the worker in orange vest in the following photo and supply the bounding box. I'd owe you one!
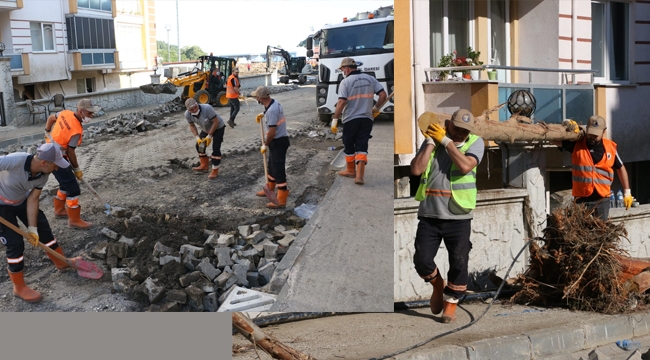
[225,68,241,128]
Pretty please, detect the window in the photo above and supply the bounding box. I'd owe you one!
[78,0,112,12]
[76,78,96,94]
[429,0,471,67]
[65,16,116,50]
[30,22,55,52]
[591,1,629,82]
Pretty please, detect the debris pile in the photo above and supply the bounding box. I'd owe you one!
[511,202,642,314]
[92,208,306,312]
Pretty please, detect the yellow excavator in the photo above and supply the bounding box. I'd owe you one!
[141,54,237,107]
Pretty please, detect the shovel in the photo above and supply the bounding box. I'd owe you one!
[0,215,104,279]
[259,119,279,206]
[80,178,111,215]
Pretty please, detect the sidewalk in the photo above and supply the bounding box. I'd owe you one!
[269,119,394,312]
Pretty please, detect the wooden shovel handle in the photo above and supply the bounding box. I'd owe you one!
[80,178,106,205]
[259,118,270,180]
[0,215,76,269]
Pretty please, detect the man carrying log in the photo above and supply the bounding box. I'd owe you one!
[552,115,633,220]
[410,109,484,323]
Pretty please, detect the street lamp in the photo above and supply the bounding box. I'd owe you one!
[0,42,5,57]
[165,24,171,62]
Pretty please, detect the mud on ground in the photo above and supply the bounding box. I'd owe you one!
[0,86,338,312]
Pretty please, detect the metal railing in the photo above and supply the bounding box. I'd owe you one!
[424,65,598,85]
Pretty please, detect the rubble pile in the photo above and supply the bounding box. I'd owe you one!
[511,202,640,314]
[92,208,306,312]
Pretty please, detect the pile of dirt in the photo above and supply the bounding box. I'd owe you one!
[510,202,642,314]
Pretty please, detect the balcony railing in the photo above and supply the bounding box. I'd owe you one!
[423,65,598,123]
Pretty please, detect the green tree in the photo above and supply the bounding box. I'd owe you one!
[182,45,205,61]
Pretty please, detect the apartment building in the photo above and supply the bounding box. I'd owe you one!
[0,0,157,102]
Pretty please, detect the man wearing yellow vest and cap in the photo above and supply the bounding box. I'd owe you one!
[410,109,484,323]
[43,99,97,229]
[553,115,633,220]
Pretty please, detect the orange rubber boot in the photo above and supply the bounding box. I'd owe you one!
[192,157,210,172]
[441,300,458,323]
[256,182,275,197]
[53,197,67,218]
[208,167,219,179]
[338,160,356,178]
[267,189,289,209]
[47,246,73,271]
[67,206,93,229]
[8,269,42,303]
[429,275,445,315]
[355,162,366,185]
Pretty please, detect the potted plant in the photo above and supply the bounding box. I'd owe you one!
[467,47,483,80]
[452,54,471,78]
[436,52,455,80]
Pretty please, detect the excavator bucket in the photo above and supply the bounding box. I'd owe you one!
[140,83,177,95]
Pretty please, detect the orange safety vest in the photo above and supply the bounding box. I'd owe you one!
[49,109,83,151]
[226,74,240,99]
[571,138,616,198]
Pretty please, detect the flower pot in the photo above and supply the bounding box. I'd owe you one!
[470,70,480,80]
[462,73,472,79]
[487,70,497,81]
[453,72,463,79]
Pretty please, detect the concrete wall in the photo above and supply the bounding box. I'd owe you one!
[239,73,275,91]
[516,0,559,85]
[394,189,530,302]
[610,205,650,257]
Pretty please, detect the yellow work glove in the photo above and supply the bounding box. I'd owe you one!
[624,189,633,210]
[563,119,580,134]
[422,131,435,146]
[238,95,245,101]
[330,118,339,134]
[425,123,453,148]
[372,107,381,118]
[195,136,202,146]
[204,135,212,147]
[26,226,39,247]
[260,145,268,154]
[44,128,52,142]
[256,113,264,124]
[72,167,83,180]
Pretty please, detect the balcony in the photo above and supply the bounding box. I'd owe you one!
[0,0,22,12]
[69,50,118,71]
[5,48,29,76]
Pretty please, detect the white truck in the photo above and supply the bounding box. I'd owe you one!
[306,7,394,123]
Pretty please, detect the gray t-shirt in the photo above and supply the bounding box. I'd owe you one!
[263,99,288,139]
[338,71,385,123]
[0,153,49,206]
[417,138,485,220]
[185,104,224,133]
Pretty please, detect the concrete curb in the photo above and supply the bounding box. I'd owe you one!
[0,118,112,150]
[393,311,650,359]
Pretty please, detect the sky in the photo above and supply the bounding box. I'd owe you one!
[154,0,393,57]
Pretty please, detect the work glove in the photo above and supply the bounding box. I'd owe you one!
[238,95,245,101]
[624,189,633,210]
[195,136,202,146]
[330,118,339,134]
[26,226,39,247]
[425,123,452,148]
[563,119,580,134]
[44,128,52,141]
[256,113,264,124]
[72,167,83,180]
[423,131,435,146]
[372,107,381,118]
[260,145,268,154]
[204,135,213,147]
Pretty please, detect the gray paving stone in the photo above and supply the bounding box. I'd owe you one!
[584,316,634,347]
[466,335,530,360]
[528,327,586,357]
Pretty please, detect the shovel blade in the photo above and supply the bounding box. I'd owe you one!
[264,185,279,206]
[75,259,104,279]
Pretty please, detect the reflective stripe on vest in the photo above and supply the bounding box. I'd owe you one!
[571,138,616,198]
[226,75,240,98]
[50,109,83,151]
[415,134,479,210]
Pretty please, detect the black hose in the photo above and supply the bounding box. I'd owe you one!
[231,312,342,335]
[368,238,535,360]
[394,289,518,311]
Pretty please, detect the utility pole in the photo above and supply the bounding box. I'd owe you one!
[165,24,171,61]
[176,0,180,61]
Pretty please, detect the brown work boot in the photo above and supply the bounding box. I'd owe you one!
[192,156,210,172]
[256,182,275,197]
[338,161,356,178]
[53,197,67,218]
[441,300,458,323]
[267,189,289,209]
[429,275,444,315]
[47,246,73,271]
[208,167,219,179]
[8,269,42,303]
[67,206,93,229]
[354,162,366,185]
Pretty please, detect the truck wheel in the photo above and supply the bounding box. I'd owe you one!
[319,113,331,123]
[298,75,306,84]
[194,90,210,105]
[216,91,228,107]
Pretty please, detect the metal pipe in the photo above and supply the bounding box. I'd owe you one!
[176,0,180,62]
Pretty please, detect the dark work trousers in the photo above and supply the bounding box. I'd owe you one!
[267,136,290,186]
[0,202,58,272]
[196,127,225,168]
[52,157,81,197]
[342,117,373,159]
[576,197,609,221]
[228,98,240,122]
[413,217,472,299]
